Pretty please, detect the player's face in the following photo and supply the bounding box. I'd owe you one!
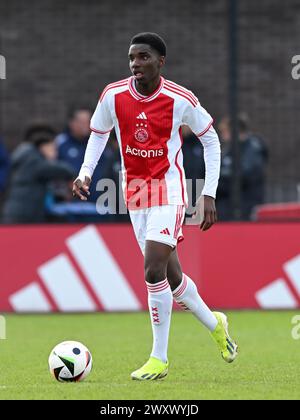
[128,44,165,84]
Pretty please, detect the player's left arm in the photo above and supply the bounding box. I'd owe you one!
[182,99,221,231]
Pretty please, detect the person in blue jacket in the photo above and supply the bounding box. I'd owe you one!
[56,107,112,203]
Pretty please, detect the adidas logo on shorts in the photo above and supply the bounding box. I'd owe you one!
[160,228,170,235]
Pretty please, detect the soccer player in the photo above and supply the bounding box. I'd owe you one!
[72,32,238,380]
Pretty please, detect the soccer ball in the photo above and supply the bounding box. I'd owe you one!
[48,341,92,382]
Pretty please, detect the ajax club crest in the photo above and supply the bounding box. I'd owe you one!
[134,112,149,143]
[135,126,149,143]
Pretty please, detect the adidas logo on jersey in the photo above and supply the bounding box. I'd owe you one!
[136,112,147,120]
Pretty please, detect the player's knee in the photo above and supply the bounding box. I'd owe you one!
[167,263,182,290]
[167,273,182,291]
[144,263,167,284]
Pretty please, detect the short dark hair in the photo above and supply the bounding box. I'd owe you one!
[130,32,167,57]
[220,113,249,133]
[24,124,56,147]
[67,105,92,121]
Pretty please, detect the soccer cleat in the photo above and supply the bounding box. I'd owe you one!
[131,357,169,381]
[210,311,238,363]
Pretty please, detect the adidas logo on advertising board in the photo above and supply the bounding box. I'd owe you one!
[255,254,300,308]
[9,226,142,312]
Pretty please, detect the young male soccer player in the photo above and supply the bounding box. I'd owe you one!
[72,32,238,380]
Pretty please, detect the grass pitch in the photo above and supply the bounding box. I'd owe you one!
[0,311,299,400]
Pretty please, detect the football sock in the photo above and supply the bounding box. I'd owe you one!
[146,278,173,364]
[172,273,218,332]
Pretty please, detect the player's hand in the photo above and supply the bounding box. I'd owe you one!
[193,195,217,231]
[72,176,91,201]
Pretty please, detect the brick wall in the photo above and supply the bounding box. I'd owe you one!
[0,0,299,202]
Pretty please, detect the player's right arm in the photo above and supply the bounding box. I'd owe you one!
[72,130,110,200]
[72,88,114,200]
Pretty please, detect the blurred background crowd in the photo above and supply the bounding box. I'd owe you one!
[0,110,269,223]
[0,0,298,224]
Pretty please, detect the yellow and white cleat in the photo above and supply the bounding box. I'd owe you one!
[210,312,238,363]
[131,357,169,381]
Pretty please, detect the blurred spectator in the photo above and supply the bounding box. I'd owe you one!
[2,125,74,224]
[0,137,10,193]
[56,106,112,202]
[217,114,269,220]
[181,125,205,207]
[102,130,129,221]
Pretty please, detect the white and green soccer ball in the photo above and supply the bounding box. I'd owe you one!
[48,341,92,382]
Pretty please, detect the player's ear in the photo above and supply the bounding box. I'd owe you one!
[159,56,165,68]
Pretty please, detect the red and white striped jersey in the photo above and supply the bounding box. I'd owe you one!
[90,76,218,209]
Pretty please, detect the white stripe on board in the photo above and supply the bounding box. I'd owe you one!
[255,278,297,309]
[9,282,52,312]
[38,254,97,312]
[283,255,300,296]
[66,225,142,311]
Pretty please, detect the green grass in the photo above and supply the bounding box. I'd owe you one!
[0,311,300,400]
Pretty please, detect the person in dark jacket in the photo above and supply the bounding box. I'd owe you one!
[217,114,268,220]
[181,125,205,210]
[2,125,74,223]
[0,138,10,194]
[56,107,112,203]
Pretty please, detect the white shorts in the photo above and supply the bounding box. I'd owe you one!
[129,205,185,255]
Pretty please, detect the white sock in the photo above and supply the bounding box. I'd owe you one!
[146,278,173,363]
[172,273,218,332]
